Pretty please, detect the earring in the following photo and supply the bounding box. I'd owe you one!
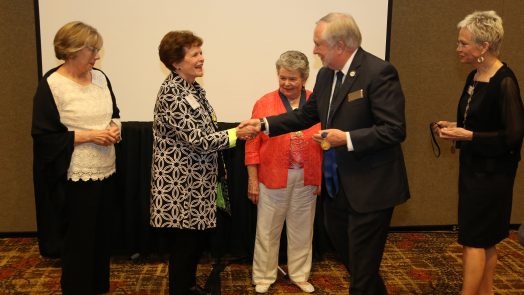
[477,56,485,63]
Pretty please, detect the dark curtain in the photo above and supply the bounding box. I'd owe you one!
[111,122,259,258]
[36,121,332,260]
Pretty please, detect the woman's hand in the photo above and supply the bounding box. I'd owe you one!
[432,121,458,138]
[75,129,120,146]
[236,125,258,140]
[435,121,456,129]
[314,186,321,196]
[90,129,120,145]
[248,177,260,205]
[439,127,473,141]
[108,122,122,143]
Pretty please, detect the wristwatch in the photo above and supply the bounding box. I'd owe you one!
[259,118,266,132]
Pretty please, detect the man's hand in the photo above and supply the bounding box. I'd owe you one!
[312,129,347,148]
[238,119,261,132]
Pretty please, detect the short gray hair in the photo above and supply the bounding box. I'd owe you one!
[275,50,309,80]
[317,12,361,50]
[457,10,504,56]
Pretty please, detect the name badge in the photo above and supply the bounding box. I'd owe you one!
[185,94,200,109]
[347,89,364,102]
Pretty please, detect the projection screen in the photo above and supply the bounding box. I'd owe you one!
[37,0,390,122]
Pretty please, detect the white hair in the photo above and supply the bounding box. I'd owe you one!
[457,10,504,55]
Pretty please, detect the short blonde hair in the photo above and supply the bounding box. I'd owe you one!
[276,50,309,80]
[54,21,103,60]
[457,11,504,56]
[318,12,362,50]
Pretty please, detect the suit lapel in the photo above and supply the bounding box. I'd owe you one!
[327,49,364,126]
[319,70,335,125]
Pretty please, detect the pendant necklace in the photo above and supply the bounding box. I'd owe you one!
[453,78,478,154]
[462,79,479,129]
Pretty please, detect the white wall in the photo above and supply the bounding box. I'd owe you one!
[38,0,389,122]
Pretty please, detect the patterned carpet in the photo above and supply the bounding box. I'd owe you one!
[1,231,523,294]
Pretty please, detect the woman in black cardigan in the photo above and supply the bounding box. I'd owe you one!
[32,21,120,294]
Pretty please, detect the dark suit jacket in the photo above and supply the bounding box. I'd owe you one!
[267,48,410,213]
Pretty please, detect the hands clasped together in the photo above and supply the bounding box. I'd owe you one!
[92,125,122,146]
[432,121,473,141]
[75,123,122,146]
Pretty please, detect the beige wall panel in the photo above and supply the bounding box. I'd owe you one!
[390,0,524,225]
[0,0,38,232]
[0,0,522,231]
[501,0,524,225]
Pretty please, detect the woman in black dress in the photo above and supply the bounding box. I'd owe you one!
[433,11,524,295]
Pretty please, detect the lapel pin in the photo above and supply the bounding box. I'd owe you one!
[349,70,356,77]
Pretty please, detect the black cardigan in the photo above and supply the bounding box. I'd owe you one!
[456,64,524,172]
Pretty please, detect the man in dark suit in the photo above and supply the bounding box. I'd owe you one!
[239,12,410,294]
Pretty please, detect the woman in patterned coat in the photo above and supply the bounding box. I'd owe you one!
[150,30,254,295]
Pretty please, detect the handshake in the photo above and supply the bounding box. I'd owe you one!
[234,118,346,150]
[235,118,262,141]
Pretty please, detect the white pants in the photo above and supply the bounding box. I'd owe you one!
[252,169,317,284]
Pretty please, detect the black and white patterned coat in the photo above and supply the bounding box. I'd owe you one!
[150,71,230,230]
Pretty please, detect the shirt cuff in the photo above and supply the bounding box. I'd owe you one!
[346,131,354,151]
[227,128,237,148]
[263,117,270,135]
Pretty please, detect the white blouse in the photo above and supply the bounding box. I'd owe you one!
[47,69,120,181]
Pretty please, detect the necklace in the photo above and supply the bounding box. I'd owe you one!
[462,79,479,129]
[279,90,306,136]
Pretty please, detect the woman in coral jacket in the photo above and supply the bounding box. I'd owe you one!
[245,50,322,294]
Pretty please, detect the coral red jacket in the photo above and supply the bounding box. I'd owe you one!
[245,90,322,189]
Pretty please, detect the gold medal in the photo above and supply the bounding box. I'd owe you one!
[321,140,331,150]
[320,131,330,150]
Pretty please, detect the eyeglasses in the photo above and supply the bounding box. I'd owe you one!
[86,45,101,54]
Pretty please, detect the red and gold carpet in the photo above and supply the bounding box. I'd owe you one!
[1,231,523,294]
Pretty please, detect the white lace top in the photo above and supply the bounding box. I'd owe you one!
[47,69,121,181]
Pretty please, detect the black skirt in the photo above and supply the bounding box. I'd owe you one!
[458,160,517,248]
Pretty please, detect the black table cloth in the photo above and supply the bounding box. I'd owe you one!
[36,121,332,260]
